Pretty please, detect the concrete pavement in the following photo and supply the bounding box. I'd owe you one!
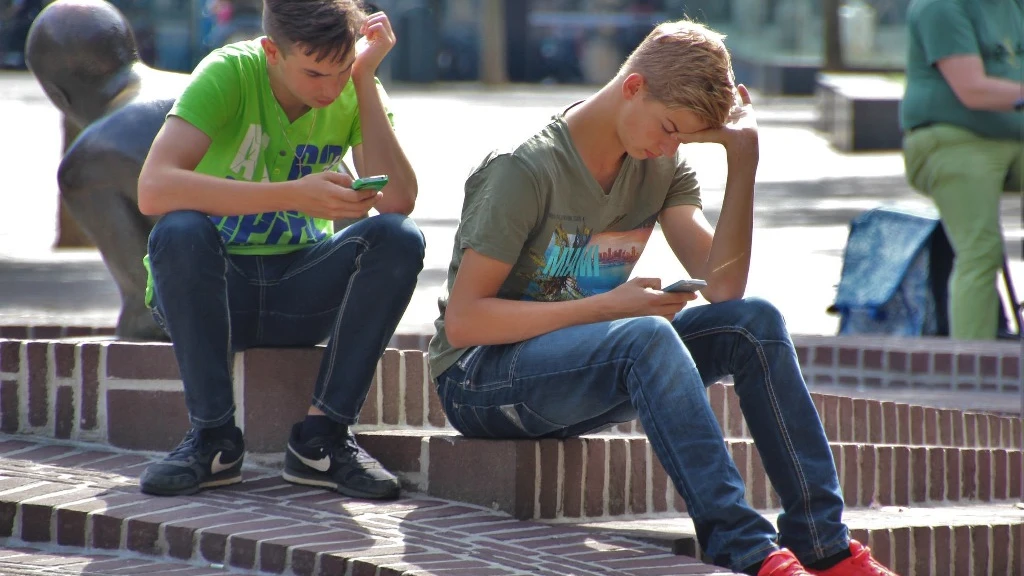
[0,71,1021,338]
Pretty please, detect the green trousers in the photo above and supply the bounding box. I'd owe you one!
[903,123,1023,341]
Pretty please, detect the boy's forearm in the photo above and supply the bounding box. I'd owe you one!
[353,77,417,214]
[137,167,294,216]
[445,295,614,348]
[702,151,755,302]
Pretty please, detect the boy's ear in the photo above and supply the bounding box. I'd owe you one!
[621,72,645,100]
[261,36,281,64]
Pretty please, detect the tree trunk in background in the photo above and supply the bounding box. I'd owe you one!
[480,0,507,84]
[823,0,845,71]
[56,115,94,248]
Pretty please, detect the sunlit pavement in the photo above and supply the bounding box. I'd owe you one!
[1,72,1021,337]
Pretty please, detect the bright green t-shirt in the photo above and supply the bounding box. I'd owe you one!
[144,39,393,306]
[426,110,702,380]
[901,0,1024,139]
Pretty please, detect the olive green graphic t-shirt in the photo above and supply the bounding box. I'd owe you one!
[427,112,703,380]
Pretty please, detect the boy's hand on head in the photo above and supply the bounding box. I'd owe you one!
[352,11,396,82]
[674,84,759,162]
[291,171,381,220]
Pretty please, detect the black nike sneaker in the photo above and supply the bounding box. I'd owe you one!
[282,422,400,500]
[139,426,245,496]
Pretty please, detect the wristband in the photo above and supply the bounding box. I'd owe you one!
[1015,97,1024,111]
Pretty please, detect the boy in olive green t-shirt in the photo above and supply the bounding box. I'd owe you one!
[135,0,424,501]
[429,19,897,576]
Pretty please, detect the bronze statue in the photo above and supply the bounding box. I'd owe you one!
[25,0,190,340]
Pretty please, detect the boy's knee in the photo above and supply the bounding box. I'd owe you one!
[149,210,219,254]
[719,297,789,340]
[618,316,682,358]
[370,213,426,265]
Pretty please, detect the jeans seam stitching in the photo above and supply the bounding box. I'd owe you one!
[279,237,367,282]
[461,355,637,392]
[689,324,824,556]
[730,542,779,573]
[256,256,267,342]
[191,404,235,427]
[218,243,233,428]
[627,328,711,519]
[312,246,365,421]
[311,398,351,424]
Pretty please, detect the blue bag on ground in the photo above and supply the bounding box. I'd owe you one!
[828,207,953,336]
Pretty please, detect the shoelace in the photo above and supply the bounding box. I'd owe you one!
[847,545,893,576]
[335,432,378,465]
[166,428,201,460]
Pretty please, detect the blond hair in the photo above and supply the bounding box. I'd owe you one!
[619,20,737,127]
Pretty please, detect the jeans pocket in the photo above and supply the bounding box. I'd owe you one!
[450,402,563,439]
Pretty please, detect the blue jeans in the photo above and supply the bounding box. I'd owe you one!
[436,298,849,572]
[149,210,425,429]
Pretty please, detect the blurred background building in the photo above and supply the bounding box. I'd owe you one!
[0,0,912,92]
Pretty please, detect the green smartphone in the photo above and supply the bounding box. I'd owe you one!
[352,175,389,191]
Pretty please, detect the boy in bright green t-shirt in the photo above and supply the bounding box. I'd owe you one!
[135,0,424,500]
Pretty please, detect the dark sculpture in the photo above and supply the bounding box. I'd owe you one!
[26,0,191,341]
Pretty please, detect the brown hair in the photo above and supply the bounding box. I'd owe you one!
[262,0,366,63]
[620,19,737,127]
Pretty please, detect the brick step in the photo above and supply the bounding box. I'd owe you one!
[0,544,253,575]
[2,340,1019,455]
[3,328,1020,402]
[572,503,1024,576]
[355,430,1023,521]
[0,437,737,576]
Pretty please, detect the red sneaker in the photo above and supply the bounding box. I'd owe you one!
[807,540,900,576]
[759,549,813,576]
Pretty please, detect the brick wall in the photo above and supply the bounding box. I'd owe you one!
[1,338,1020,523]
[793,335,1021,394]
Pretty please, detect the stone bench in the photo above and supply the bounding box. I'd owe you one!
[816,73,905,151]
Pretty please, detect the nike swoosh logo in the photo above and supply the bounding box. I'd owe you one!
[211,451,242,475]
[288,444,331,472]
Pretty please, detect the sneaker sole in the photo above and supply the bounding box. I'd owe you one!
[281,470,400,500]
[140,473,243,497]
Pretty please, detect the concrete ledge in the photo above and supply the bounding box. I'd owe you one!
[816,73,904,151]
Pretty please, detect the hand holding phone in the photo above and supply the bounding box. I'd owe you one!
[352,175,389,191]
[662,278,707,293]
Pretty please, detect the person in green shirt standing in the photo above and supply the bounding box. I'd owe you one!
[428,19,897,576]
[902,0,1024,340]
[135,0,424,499]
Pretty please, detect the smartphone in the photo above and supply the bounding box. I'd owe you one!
[352,175,389,191]
[663,278,707,293]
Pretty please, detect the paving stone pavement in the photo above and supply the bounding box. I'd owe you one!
[0,436,738,576]
[1,72,1021,338]
[0,545,254,575]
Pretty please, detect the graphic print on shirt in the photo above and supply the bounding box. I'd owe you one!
[522,214,657,301]
[211,124,343,246]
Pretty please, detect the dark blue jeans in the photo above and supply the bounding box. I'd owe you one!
[436,298,848,572]
[149,210,424,429]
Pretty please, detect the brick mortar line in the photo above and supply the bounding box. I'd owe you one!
[806,365,1021,385]
[398,352,407,427]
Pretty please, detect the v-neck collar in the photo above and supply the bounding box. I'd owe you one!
[554,102,634,204]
